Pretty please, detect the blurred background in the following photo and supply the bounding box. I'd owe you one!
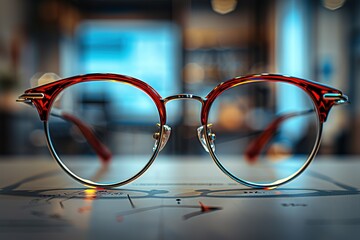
[0,0,358,157]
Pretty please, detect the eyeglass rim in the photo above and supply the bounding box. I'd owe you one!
[20,73,346,124]
[199,74,343,188]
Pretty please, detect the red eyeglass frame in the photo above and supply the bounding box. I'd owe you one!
[19,73,345,123]
[17,73,348,188]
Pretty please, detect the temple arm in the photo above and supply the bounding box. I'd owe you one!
[17,94,112,164]
[51,109,112,163]
[244,109,314,163]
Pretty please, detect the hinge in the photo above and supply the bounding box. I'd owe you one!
[323,93,349,105]
[16,93,44,103]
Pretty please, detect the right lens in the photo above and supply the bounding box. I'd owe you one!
[207,80,320,186]
[47,80,161,186]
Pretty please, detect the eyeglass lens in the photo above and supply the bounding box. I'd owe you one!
[207,81,319,185]
[48,81,161,185]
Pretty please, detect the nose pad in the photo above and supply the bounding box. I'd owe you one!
[153,124,171,152]
[197,124,216,153]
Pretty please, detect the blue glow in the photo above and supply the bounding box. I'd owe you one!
[277,0,309,141]
[281,7,304,76]
[78,21,180,96]
[62,21,181,123]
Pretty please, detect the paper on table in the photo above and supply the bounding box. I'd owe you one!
[0,156,359,240]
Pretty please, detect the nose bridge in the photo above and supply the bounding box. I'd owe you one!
[163,94,205,105]
[163,94,211,153]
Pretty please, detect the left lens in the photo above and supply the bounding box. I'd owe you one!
[47,80,160,186]
[206,80,321,187]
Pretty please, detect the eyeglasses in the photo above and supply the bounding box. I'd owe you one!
[17,73,348,189]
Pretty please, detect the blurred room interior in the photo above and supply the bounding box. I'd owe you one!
[0,0,359,157]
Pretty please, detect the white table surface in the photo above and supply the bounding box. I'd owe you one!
[0,155,359,240]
